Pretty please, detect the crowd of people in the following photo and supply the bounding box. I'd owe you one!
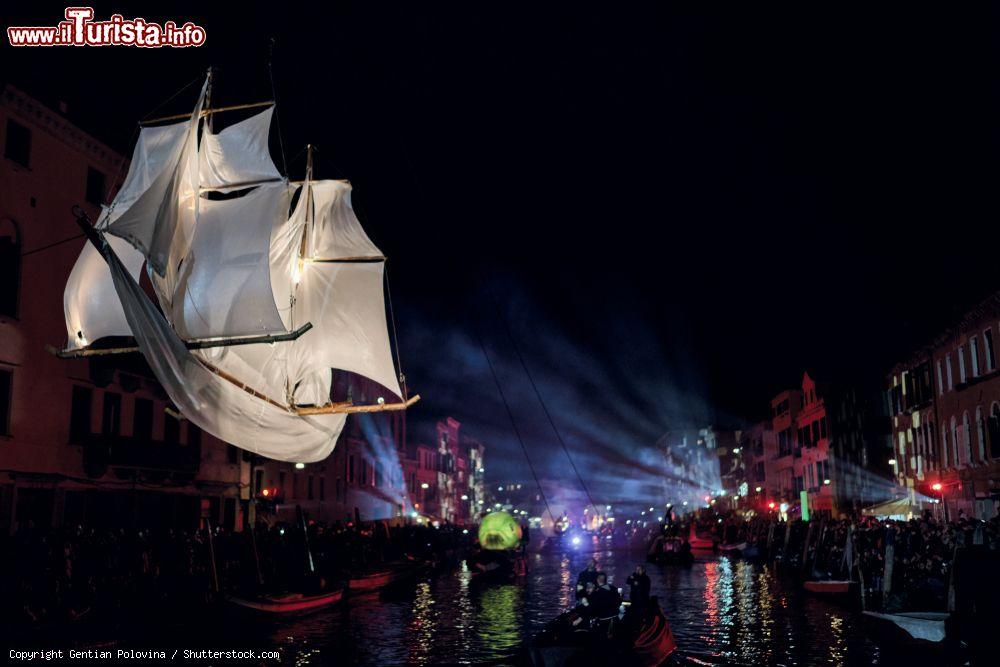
[655,509,1000,612]
[0,518,472,631]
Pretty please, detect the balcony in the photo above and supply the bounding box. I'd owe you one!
[82,434,200,480]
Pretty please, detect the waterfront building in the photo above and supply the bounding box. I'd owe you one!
[887,292,1000,519]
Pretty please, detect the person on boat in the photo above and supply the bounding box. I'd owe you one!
[626,564,651,608]
[575,559,599,599]
[589,572,622,629]
[571,580,598,625]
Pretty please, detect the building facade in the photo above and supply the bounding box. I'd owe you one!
[888,293,1000,520]
[0,85,245,533]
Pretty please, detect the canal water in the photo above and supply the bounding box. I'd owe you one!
[208,547,888,666]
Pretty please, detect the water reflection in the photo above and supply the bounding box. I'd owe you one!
[192,549,886,665]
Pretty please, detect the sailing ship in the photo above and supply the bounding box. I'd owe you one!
[57,69,418,462]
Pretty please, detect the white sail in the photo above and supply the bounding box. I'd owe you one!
[199,106,281,189]
[294,260,402,399]
[102,238,346,462]
[105,79,208,277]
[63,233,146,349]
[309,180,382,259]
[172,181,292,339]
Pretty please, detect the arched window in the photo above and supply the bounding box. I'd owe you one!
[990,404,1000,459]
[942,425,950,469]
[976,407,986,462]
[962,412,973,466]
[951,416,961,467]
[0,217,21,318]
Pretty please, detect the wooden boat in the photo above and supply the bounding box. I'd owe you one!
[803,580,855,595]
[646,536,694,566]
[529,600,677,666]
[226,587,344,614]
[687,524,715,550]
[348,560,429,595]
[861,611,948,647]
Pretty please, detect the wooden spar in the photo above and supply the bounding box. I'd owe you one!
[199,178,349,193]
[47,322,314,359]
[140,100,274,125]
[308,256,386,263]
[295,394,421,416]
[197,357,292,412]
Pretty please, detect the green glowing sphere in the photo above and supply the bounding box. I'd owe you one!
[478,510,522,550]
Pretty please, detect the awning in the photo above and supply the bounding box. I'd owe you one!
[862,498,916,519]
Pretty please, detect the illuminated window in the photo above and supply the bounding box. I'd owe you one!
[958,346,967,383]
[936,360,944,396]
[945,355,954,391]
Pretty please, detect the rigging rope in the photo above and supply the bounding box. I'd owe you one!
[487,287,603,519]
[141,73,205,121]
[384,265,407,398]
[267,38,290,177]
[475,327,557,527]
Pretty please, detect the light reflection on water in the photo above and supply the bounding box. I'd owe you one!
[204,549,887,666]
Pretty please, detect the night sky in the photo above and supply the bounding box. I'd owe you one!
[4,3,1000,490]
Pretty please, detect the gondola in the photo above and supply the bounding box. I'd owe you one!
[646,535,694,567]
[802,579,856,595]
[347,559,430,595]
[529,598,677,666]
[225,587,345,615]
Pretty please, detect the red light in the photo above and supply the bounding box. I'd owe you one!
[261,488,270,497]
[768,502,776,509]
[932,483,943,491]
[703,495,710,503]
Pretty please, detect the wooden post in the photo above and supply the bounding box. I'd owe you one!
[204,517,220,594]
[801,521,815,570]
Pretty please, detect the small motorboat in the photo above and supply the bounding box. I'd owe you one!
[225,587,345,615]
[803,580,855,595]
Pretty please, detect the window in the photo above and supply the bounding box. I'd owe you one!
[990,404,1000,459]
[226,444,238,464]
[361,460,368,486]
[936,360,944,396]
[254,469,263,494]
[187,423,202,448]
[958,346,967,383]
[986,329,997,372]
[85,167,105,205]
[971,337,981,377]
[69,385,92,443]
[0,369,11,436]
[132,398,153,440]
[279,471,286,496]
[164,411,180,443]
[4,119,31,167]
[0,218,20,321]
[942,425,949,468]
[101,392,121,436]
[976,407,986,461]
[946,355,954,390]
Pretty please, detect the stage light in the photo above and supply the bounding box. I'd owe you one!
[932,483,943,491]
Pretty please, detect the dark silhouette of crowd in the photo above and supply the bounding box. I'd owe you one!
[0,518,472,631]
